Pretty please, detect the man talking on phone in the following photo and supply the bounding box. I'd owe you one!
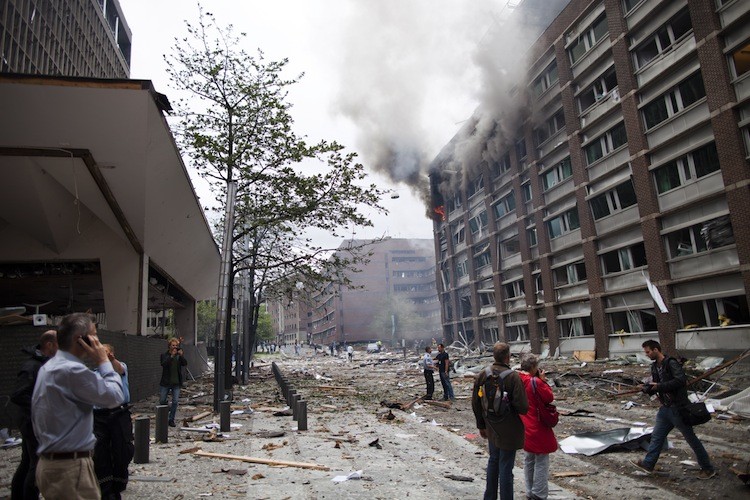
[32,313,124,500]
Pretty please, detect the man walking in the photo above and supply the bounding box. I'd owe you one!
[10,329,57,500]
[472,342,528,500]
[32,313,124,500]
[423,346,435,400]
[435,343,455,401]
[631,340,716,479]
[94,344,134,499]
[160,338,188,427]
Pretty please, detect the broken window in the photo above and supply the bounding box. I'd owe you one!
[493,192,516,219]
[601,242,647,274]
[491,152,512,178]
[534,109,565,146]
[516,137,528,160]
[451,222,466,246]
[447,193,462,213]
[679,295,750,328]
[665,215,734,258]
[460,295,473,318]
[503,279,525,300]
[527,226,538,247]
[559,316,594,337]
[568,13,608,64]
[501,236,521,259]
[584,121,627,165]
[531,61,559,99]
[610,308,657,333]
[468,210,488,234]
[467,175,484,198]
[547,207,580,239]
[590,179,637,220]
[455,257,469,278]
[554,261,587,286]
[542,157,573,191]
[633,8,692,69]
[653,142,720,194]
[474,249,492,270]
[642,71,705,130]
[578,66,618,112]
[505,323,530,342]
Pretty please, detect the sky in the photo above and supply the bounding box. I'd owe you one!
[120,0,524,247]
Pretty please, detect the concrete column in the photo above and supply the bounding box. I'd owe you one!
[100,248,144,334]
[174,300,197,345]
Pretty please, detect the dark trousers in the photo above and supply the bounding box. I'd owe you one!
[94,406,135,500]
[11,418,39,500]
[423,370,434,398]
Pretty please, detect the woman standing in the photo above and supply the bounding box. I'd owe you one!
[519,354,557,500]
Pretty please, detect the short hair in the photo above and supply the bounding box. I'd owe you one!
[520,353,539,372]
[39,329,57,347]
[642,340,661,351]
[493,342,510,363]
[168,338,180,347]
[425,346,431,352]
[57,313,94,350]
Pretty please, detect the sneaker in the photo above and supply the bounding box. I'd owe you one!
[168,420,176,428]
[630,459,653,474]
[697,469,716,480]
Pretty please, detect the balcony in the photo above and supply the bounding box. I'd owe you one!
[676,325,750,354]
[550,228,582,252]
[536,128,567,160]
[555,282,590,301]
[543,177,575,206]
[657,171,725,212]
[587,147,630,182]
[593,204,640,236]
[636,37,696,89]
[646,100,710,150]
[669,246,740,280]
[571,38,612,80]
[718,0,750,28]
[602,268,647,292]
[580,88,621,129]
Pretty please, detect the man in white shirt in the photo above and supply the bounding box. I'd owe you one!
[423,346,435,400]
[32,313,124,500]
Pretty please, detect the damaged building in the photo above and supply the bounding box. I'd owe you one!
[431,0,750,358]
[304,238,441,347]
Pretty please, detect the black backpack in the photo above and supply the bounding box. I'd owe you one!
[481,367,513,420]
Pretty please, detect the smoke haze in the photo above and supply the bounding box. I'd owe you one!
[334,0,538,201]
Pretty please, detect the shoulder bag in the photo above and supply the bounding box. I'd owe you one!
[531,377,559,428]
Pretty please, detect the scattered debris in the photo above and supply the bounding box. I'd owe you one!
[444,474,474,482]
[552,471,588,478]
[331,470,363,483]
[192,450,329,471]
[559,427,654,456]
[368,438,382,450]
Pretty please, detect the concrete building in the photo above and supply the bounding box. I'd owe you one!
[431,0,750,358]
[307,238,441,347]
[0,0,131,78]
[269,296,309,347]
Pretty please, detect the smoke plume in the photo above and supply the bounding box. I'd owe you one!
[334,0,545,206]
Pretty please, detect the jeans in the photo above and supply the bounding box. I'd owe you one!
[643,405,713,471]
[439,372,455,400]
[524,452,550,499]
[424,370,434,398]
[484,441,516,500]
[159,385,180,422]
[11,418,39,500]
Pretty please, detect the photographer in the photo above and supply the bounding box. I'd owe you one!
[159,338,187,427]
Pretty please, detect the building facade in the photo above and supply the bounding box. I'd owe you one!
[0,0,131,77]
[432,0,750,357]
[307,238,441,347]
[268,296,309,347]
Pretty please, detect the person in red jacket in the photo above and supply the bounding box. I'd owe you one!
[519,354,557,500]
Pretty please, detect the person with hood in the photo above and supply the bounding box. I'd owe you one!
[10,329,58,500]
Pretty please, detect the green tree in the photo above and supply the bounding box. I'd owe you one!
[168,8,385,381]
[256,308,274,342]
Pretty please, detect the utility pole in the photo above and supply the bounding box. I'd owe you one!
[214,181,237,411]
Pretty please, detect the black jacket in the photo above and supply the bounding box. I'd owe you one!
[160,351,188,387]
[10,345,52,420]
[644,356,689,407]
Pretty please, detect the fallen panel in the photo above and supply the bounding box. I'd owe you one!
[559,427,654,456]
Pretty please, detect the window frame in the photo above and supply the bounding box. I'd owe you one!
[653,142,720,194]
[493,192,517,219]
[590,179,637,220]
[547,207,580,239]
[584,121,627,165]
[568,13,609,65]
[642,71,706,130]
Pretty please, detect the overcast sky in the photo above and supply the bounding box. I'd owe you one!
[120,0,518,247]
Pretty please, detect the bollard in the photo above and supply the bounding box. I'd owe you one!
[287,388,296,407]
[219,400,231,432]
[133,416,150,463]
[292,393,301,420]
[297,400,307,431]
[155,405,169,443]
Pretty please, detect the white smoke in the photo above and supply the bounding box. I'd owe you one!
[334,0,538,200]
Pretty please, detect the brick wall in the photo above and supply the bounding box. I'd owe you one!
[0,325,208,429]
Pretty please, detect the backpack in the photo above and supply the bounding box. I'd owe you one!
[480,367,513,420]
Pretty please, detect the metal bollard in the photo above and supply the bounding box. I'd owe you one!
[155,405,169,443]
[292,393,301,420]
[133,416,150,463]
[297,400,307,431]
[287,389,296,408]
[219,400,231,432]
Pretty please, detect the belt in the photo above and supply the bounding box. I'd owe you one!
[41,450,93,460]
